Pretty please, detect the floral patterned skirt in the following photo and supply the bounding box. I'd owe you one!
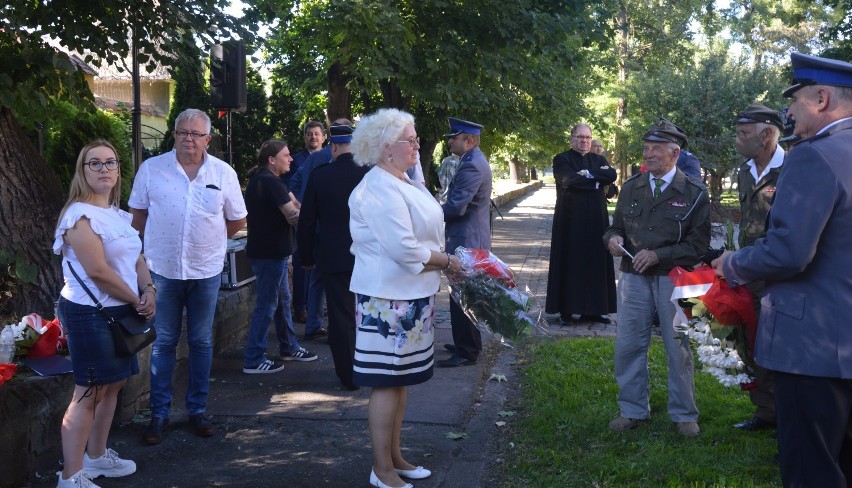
[352,293,435,387]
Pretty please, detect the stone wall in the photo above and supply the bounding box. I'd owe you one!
[492,181,543,208]
[0,282,256,488]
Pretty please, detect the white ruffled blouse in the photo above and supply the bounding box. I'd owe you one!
[53,202,142,307]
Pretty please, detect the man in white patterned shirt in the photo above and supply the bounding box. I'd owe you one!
[129,108,247,445]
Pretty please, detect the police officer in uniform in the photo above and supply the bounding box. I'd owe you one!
[713,52,852,487]
[731,102,786,431]
[603,120,711,437]
[438,117,492,367]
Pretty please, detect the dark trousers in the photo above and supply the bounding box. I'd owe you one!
[774,371,852,487]
[291,249,306,313]
[449,299,482,361]
[750,364,776,422]
[747,290,776,421]
[324,271,356,387]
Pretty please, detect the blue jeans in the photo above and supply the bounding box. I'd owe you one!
[245,258,301,367]
[149,272,220,419]
[304,267,326,335]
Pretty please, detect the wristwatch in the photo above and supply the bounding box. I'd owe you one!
[143,283,157,294]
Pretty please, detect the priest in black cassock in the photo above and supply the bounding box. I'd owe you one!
[546,123,617,324]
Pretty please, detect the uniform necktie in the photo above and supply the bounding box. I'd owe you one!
[653,178,664,198]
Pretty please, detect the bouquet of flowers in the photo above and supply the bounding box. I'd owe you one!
[669,265,758,387]
[7,313,67,359]
[447,247,546,342]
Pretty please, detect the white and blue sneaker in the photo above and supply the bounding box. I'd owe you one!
[283,347,318,362]
[243,358,285,374]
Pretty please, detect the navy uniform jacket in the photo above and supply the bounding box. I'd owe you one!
[297,152,369,274]
[677,150,702,181]
[722,118,852,378]
[442,146,492,252]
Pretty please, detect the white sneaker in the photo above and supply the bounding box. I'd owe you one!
[82,448,136,478]
[56,469,101,488]
[243,358,285,374]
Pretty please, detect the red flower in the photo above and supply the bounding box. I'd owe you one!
[464,248,516,287]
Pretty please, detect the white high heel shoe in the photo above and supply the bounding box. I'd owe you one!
[370,468,413,488]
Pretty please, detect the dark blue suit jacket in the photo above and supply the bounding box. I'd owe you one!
[442,146,492,252]
[289,146,333,201]
[297,152,369,274]
[723,118,852,378]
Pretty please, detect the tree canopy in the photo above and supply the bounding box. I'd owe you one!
[0,0,253,317]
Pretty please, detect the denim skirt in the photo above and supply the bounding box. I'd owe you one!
[57,297,140,386]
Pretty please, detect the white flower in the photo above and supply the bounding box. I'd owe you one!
[359,299,382,319]
[681,305,753,386]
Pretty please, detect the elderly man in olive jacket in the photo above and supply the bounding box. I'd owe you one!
[603,119,711,438]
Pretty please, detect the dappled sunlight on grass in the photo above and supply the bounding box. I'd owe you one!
[496,338,781,487]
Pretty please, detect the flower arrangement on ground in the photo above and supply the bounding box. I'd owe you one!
[447,247,545,342]
[5,313,67,359]
[669,265,758,387]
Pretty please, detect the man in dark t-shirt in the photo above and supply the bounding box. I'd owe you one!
[242,140,317,375]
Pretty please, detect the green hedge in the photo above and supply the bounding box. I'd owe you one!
[42,101,133,208]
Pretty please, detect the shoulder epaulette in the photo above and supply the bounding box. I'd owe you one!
[685,175,707,190]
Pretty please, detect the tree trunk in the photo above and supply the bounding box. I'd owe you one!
[379,77,409,110]
[419,140,438,191]
[508,158,521,183]
[613,0,630,186]
[326,61,352,122]
[0,108,65,319]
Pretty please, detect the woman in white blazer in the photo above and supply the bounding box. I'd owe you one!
[348,109,461,488]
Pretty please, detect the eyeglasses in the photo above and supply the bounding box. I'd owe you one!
[572,135,592,140]
[85,159,119,172]
[395,137,420,147]
[175,130,208,140]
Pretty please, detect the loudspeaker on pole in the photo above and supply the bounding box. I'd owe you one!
[210,40,247,110]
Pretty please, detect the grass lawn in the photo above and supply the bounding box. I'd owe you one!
[495,338,781,487]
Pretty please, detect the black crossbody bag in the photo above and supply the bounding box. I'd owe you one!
[67,262,157,356]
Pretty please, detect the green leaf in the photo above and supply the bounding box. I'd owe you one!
[14,257,37,284]
[446,432,468,440]
[498,411,515,417]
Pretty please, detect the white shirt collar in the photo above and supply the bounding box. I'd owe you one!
[747,145,785,182]
[649,165,677,185]
[817,116,852,136]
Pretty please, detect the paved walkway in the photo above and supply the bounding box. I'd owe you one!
[37,183,618,488]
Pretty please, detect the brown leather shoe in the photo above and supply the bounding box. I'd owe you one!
[189,413,215,437]
[293,310,308,323]
[676,421,701,437]
[142,417,168,445]
[608,417,648,431]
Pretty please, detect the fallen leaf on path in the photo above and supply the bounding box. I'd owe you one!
[446,432,468,440]
[489,374,508,382]
[498,411,515,417]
